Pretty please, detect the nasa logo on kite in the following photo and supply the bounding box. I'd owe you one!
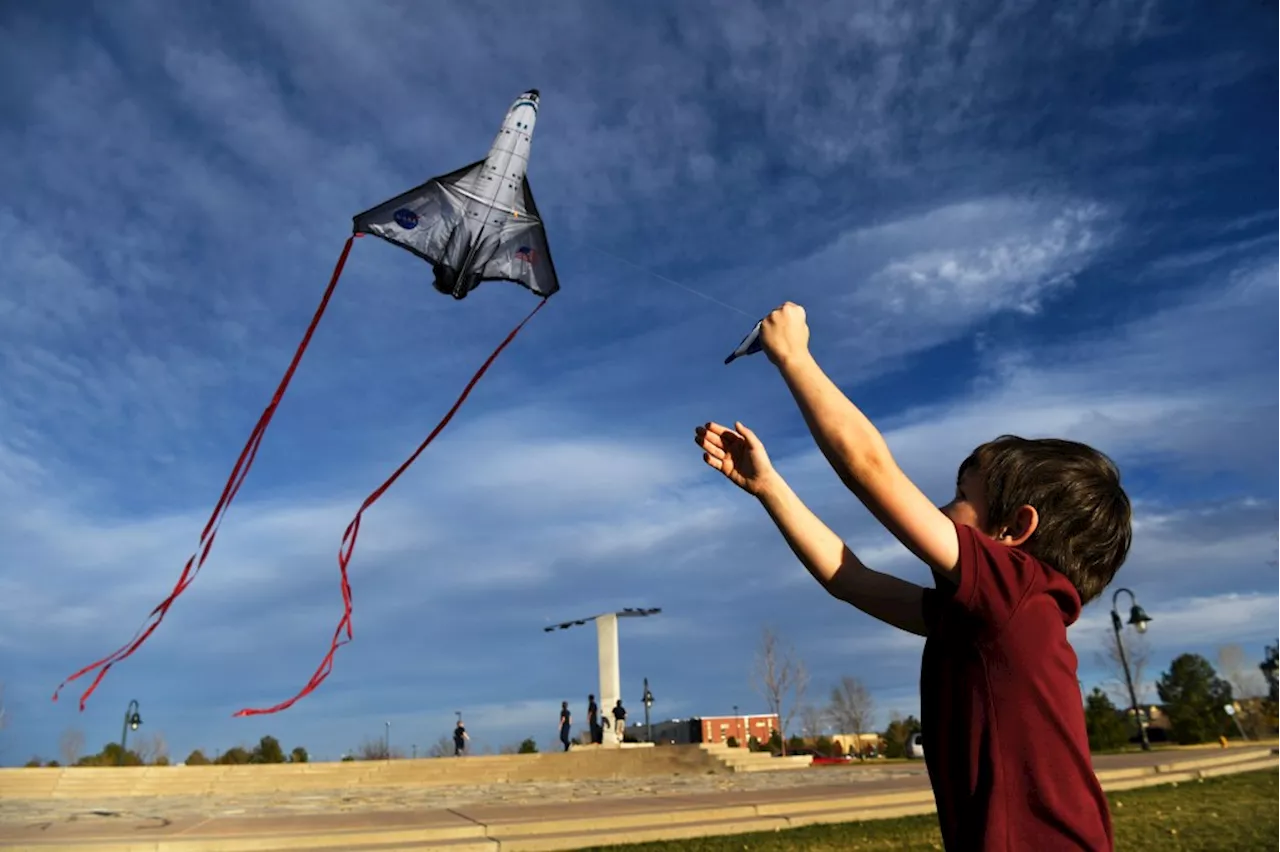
[53,89,561,718]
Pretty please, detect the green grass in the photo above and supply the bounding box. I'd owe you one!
[583,769,1279,851]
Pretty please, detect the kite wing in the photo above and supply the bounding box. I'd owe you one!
[352,160,483,273]
[472,177,559,298]
[352,164,559,300]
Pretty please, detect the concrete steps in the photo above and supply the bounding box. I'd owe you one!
[696,742,813,772]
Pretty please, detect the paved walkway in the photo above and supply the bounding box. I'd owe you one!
[1,746,1273,850]
[0,761,927,824]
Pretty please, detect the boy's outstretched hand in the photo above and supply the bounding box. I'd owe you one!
[695,421,777,496]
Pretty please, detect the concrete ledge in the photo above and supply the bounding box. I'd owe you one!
[2,748,1273,852]
[0,746,726,800]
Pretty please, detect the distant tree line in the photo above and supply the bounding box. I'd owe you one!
[14,633,1271,768]
[20,734,309,768]
[17,727,558,768]
[747,626,1278,760]
[1085,643,1279,751]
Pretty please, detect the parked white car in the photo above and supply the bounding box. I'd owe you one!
[905,732,924,760]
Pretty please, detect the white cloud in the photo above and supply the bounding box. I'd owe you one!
[1069,592,1279,656]
[739,196,1112,375]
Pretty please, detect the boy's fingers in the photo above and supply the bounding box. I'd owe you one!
[697,429,727,451]
[734,421,758,447]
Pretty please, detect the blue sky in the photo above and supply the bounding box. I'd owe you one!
[1,0,1276,764]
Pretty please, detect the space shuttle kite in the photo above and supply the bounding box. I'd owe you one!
[54,90,560,718]
[357,89,559,300]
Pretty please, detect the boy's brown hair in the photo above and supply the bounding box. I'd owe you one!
[960,435,1132,605]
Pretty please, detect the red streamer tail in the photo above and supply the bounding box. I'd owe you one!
[233,296,549,717]
[53,235,359,710]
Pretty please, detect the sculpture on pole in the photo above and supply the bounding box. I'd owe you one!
[544,607,661,746]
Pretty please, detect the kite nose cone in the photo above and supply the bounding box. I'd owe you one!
[527,89,540,97]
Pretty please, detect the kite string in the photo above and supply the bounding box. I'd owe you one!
[232,296,550,718]
[588,245,754,319]
[52,234,361,711]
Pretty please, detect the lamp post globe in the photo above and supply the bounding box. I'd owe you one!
[119,699,143,766]
[642,678,654,744]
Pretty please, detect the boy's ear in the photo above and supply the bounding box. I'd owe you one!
[996,504,1039,547]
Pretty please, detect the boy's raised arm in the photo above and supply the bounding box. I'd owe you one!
[755,469,929,636]
[695,419,928,636]
[759,304,962,581]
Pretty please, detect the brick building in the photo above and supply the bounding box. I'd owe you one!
[642,714,780,745]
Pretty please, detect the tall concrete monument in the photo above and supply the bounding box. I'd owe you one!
[544,607,661,746]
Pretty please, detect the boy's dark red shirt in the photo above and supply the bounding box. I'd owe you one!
[920,521,1113,851]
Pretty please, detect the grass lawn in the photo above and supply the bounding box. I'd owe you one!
[583,769,1278,851]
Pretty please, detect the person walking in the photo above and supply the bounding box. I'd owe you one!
[587,694,601,744]
[453,720,469,757]
[559,701,573,751]
[612,699,627,741]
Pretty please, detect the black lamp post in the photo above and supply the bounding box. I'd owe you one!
[1260,645,1278,700]
[642,678,654,744]
[119,699,142,766]
[1259,639,1280,752]
[1110,588,1153,751]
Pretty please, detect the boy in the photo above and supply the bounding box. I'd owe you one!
[695,302,1130,851]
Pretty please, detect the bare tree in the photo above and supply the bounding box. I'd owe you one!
[827,676,877,750]
[798,704,826,739]
[751,626,809,755]
[355,736,407,760]
[1218,644,1271,739]
[1218,644,1267,698]
[133,733,158,765]
[354,736,390,760]
[148,732,170,765]
[59,728,85,766]
[1097,626,1151,707]
[426,735,455,758]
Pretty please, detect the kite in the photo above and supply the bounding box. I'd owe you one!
[53,89,559,718]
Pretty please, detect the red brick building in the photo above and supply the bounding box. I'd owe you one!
[698,713,779,745]
[644,714,780,745]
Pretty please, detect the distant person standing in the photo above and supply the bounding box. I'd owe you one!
[559,701,573,751]
[587,694,602,744]
[612,699,627,740]
[453,721,469,757]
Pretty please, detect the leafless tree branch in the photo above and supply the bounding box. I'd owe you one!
[827,676,876,744]
[59,728,85,766]
[752,626,809,755]
[1096,626,1151,707]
